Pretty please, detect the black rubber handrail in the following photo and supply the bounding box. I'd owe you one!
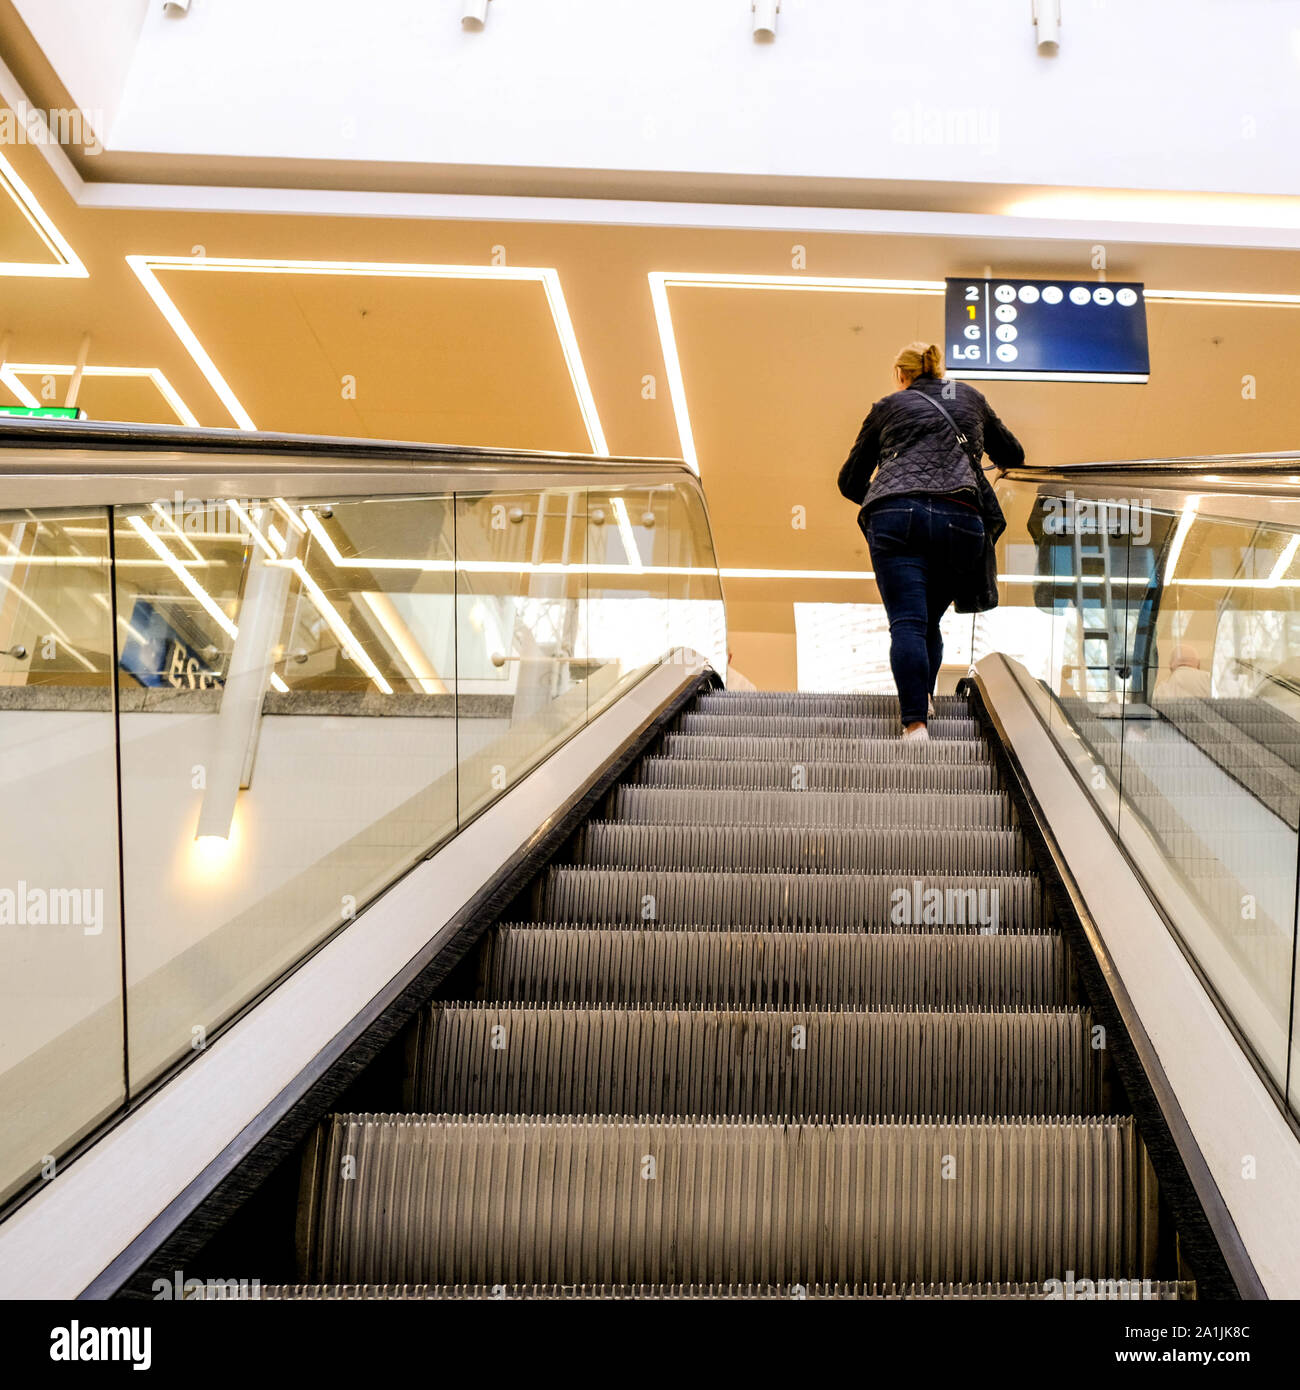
[0,416,690,473]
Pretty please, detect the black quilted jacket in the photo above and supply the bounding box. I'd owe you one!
[837,375,1024,513]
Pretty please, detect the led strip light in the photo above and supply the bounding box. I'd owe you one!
[0,362,198,425]
[649,271,1300,475]
[125,254,608,452]
[0,148,86,277]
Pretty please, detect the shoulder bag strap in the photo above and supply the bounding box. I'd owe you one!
[912,389,1006,537]
[912,389,980,474]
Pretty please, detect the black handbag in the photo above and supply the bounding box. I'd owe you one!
[912,392,1006,614]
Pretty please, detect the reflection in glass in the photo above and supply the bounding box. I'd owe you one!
[0,509,124,1205]
[1,471,724,1201]
[114,493,461,1088]
[992,475,1300,1104]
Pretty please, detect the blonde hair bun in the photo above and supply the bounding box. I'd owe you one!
[894,341,945,381]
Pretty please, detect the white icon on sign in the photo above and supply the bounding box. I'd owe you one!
[995,304,1017,323]
[1093,287,1114,306]
[1069,287,1092,305]
[1116,288,1138,307]
[1042,286,1063,304]
[994,284,1017,303]
[963,325,982,340]
[995,344,1019,362]
[995,324,1018,342]
[1017,286,1040,304]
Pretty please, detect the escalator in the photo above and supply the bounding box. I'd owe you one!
[239,689,1190,1299]
[4,428,1295,1311]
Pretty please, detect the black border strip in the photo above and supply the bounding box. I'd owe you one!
[86,665,718,1300]
[961,672,1265,1301]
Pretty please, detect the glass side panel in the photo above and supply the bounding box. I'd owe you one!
[988,474,1300,1106]
[454,486,589,822]
[663,478,728,679]
[0,465,722,1203]
[0,508,124,1205]
[584,483,671,719]
[113,492,460,1090]
[1121,502,1300,1092]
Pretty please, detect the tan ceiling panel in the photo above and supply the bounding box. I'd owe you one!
[664,282,1300,583]
[0,184,59,264]
[670,284,946,574]
[3,370,185,425]
[151,268,592,450]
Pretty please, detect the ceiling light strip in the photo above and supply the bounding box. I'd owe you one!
[127,515,238,638]
[1,362,200,425]
[1145,289,1300,308]
[0,150,86,278]
[126,255,607,450]
[650,272,1300,473]
[278,557,393,695]
[608,497,644,572]
[126,257,256,429]
[0,365,40,407]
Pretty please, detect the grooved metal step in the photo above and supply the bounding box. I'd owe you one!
[241,1280,1195,1300]
[634,757,1001,793]
[534,868,1044,930]
[476,927,1072,1007]
[660,733,994,766]
[286,681,1186,1301]
[694,692,972,717]
[407,1005,1100,1117]
[300,1115,1159,1287]
[570,823,1033,875]
[679,713,980,738]
[608,787,1016,828]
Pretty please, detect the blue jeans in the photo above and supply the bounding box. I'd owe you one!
[865,494,985,726]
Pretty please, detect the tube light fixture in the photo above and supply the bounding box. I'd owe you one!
[1033,0,1061,55]
[462,0,490,30]
[753,0,779,41]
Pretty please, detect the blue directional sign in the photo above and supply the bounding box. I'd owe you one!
[945,277,1149,383]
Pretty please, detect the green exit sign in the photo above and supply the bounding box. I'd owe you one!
[0,405,87,419]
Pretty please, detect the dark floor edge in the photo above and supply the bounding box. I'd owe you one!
[959,675,1260,1301]
[91,667,718,1300]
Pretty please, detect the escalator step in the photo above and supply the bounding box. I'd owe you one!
[660,733,993,766]
[300,1114,1158,1287]
[570,823,1033,874]
[534,868,1044,930]
[244,1280,1194,1300]
[476,927,1070,1007]
[680,713,980,738]
[500,918,1036,938]
[406,1004,1101,1117]
[636,758,1000,793]
[609,787,1016,828]
[694,692,970,717]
